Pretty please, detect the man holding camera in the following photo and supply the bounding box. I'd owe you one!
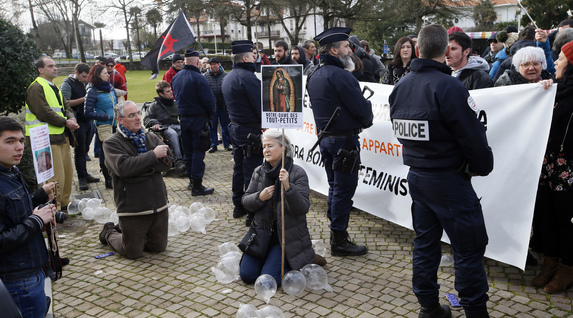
[307,28,373,256]
[222,40,264,226]
[0,116,56,318]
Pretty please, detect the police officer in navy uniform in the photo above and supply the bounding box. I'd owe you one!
[171,48,216,196]
[389,24,493,318]
[307,27,373,256]
[222,40,263,226]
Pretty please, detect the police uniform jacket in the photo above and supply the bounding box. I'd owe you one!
[307,55,373,133]
[171,65,215,118]
[389,58,493,176]
[221,63,261,127]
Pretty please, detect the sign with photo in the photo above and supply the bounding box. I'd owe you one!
[261,65,304,129]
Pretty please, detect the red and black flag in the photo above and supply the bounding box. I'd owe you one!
[141,9,196,79]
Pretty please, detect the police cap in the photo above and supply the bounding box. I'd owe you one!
[314,27,352,46]
[231,40,253,54]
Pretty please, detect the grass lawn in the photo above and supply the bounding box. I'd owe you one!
[53,70,167,104]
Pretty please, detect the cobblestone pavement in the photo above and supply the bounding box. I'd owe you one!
[52,146,573,318]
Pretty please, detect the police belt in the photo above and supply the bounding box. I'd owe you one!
[319,129,361,138]
[230,121,262,130]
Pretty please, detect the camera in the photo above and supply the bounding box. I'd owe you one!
[38,203,67,224]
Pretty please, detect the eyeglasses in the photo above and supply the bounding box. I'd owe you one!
[99,61,107,65]
[520,62,542,68]
[107,64,114,67]
[122,111,142,119]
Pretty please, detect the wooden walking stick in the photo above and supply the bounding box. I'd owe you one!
[280,129,286,290]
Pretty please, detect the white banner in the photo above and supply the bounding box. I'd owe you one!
[287,80,556,270]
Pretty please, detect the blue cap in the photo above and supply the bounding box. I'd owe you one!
[184,48,199,57]
[314,27,352,46]
[231,40,254,54]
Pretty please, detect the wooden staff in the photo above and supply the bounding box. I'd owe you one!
[280,129,286,289]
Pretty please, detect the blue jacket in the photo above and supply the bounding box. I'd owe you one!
[85,83,117,126]
[172,65,216,117]
[222,63,262,127]
[307,55,373,133]
[489,48,507,78]
[389,59,493,176]
[0,166,48,281]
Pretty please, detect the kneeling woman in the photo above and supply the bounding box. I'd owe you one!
[239,130,325,286]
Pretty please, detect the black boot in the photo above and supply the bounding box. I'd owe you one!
[330,230,368,256]
[100,164,113,189]
[463,305,489,318]
[192,179,214,196]
[419,305,451,318]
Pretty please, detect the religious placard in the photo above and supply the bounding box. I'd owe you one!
[261,65,304,129]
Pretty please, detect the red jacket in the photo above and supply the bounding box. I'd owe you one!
[163,67,179,84]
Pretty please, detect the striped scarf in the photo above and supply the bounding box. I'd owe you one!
[119,124,147,154]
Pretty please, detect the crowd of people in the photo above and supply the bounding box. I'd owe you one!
[3,18,573,318]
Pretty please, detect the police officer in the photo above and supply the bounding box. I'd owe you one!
[171,48,216,196]
[307,27,373,256]
[221,40,263,226]
[389,24,493,318]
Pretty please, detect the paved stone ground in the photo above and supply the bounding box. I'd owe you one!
[51,145,573,318]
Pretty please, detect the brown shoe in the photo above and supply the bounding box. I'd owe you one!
[532,256,559,287]
[544,262,573,293]
[314,254,327,266]
[99,222,115,245]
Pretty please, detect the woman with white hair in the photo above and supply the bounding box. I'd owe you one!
[239,130,325,287]
[495,46,553,86]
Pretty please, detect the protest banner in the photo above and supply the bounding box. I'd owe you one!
[286,81,556,270]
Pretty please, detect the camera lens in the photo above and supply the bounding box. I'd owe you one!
[54,211,67,224]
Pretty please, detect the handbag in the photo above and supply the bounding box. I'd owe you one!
[97,124,113,142]
[238,225,272,258]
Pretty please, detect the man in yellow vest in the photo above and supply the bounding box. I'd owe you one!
[25,57,79,208]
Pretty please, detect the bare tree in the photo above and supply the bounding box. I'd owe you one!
[227,0,260,41]
[32,0,74,56]
[163,0,208,43]
[111,0,136,68]
[207,0,231,53]
[265,0,311,44]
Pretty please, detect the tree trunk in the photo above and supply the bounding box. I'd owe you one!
[27,0,39,46]
[123,9,133,69]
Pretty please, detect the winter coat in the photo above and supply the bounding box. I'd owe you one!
[241,162,315,270]
[103,129,171,216]
[494,68,553,87]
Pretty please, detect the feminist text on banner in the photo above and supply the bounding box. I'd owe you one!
[261,65,304,129]
[141,9,197,79]
[285,81,556,271]
[29,124,54,184]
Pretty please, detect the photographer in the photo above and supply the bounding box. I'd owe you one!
[0,116,56,318]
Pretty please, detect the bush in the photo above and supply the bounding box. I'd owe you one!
[0,18,41,115]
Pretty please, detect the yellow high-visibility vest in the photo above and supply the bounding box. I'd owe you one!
[25,77,65,136]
